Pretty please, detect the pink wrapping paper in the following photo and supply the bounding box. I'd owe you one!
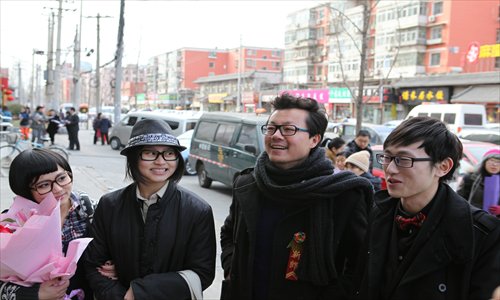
[0,193,92,287]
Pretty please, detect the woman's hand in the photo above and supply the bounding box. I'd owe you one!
[124,287,135,300]
[97,260,117,280]
[38,277,70,300]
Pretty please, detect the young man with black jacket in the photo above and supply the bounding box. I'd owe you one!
[220,94,373,300]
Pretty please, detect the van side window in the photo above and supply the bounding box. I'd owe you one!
[237,125,257,146]
[417,113,428,117]
[196,121,218,141]
[215,124,236,145]
[430,113,441,120]
[165,120,179,130]
[126,116,138,126]
[464,114,483,125]
[186,122,197,131]
[443,113,456,124]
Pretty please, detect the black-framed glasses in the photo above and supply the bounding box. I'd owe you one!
[140,149,178,161]
[376,154,433,168]
[31,172,73,195]
[261,124,309,136]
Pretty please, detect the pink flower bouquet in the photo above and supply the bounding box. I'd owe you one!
[0,193,92,287]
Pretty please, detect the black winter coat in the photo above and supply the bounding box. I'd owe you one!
[83,182,216,300]
[356,184,500,300]
[220,171,370,300]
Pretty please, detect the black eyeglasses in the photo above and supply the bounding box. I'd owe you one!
[376,154,433,168]
[31,172,73,195]
[261,124,309,136]
[140,149,178,161]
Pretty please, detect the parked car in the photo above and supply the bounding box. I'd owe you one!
[458,128,500,145]
[371,140,499,191]
[189,112,267,188]
[109,111,200,150]
[177,129,196,175]
[324,122,394,145]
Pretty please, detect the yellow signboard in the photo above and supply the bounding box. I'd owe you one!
[208,93,228,104]
[479,44,500,58]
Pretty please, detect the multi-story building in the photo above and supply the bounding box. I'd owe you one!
[284,0,500,123]
[146,46,283,110]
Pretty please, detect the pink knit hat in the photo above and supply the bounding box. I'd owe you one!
[483,148,500,159]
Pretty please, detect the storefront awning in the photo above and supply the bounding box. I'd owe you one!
[451,85,500,103]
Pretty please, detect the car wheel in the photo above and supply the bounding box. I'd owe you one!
[110,137,121,150]
[184,158,197,175]
[197,163,212,188]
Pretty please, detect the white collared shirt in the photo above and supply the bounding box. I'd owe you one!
[136,181,169,222]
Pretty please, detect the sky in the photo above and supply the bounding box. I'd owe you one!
[1,0,319,84]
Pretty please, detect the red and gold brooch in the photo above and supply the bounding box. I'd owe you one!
[285,232,306,281]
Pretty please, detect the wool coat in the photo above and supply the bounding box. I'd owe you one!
[220,170,370,300]
[84,182,216,300]
[356,184,500,300]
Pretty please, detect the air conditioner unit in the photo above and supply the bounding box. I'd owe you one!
[428,15,436,23]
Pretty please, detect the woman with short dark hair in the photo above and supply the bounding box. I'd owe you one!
[84,118,216,300]
[1,148,101,300]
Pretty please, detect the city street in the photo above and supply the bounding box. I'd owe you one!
[0,129,232,299]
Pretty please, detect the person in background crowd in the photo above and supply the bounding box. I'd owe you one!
[345,130,374,172]
[84,119,216,300]
[30,105,46,144]
[93,113,102,145]
[19,106,31,140]
[334,150,349,174]
[98,115,112,145]
[325,137,345,165]
[457,148,500,217]
[0,148,114,300]
[1,105,12,118]
[46,109,61,145]
[356,117,500,300]
[220,94,373,299]
[345,150,381,192]
[65,107,80,151]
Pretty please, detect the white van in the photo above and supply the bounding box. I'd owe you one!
[405,104,487,134]
[109,110,201,150]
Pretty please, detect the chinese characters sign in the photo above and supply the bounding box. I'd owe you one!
[400,87,449,104]
[280,89,329,103]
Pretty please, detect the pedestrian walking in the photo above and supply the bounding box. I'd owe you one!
[65,107,80,151]
[457,148,500,217]
[345,129,374,172]
[46,109,62,145]
[30,105,46,144]
[93,113,102,145]
[19,106,31,140]
[220,94,373,299]
[98,114,112,145]
[83,118,216,299]
[356,117,500,300]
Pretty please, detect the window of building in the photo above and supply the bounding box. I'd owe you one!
[262,55,267,59]
[208,51,217,58]
[246,59,256,67]
[433,0,443,15]
[209,62,215,68]
[246,49,256,56]
[430,26,442,39]
[272,61,280,68]
[272,50,281,57]
[430,52,441,66]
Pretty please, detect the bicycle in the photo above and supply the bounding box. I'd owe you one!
[0,132,69,168]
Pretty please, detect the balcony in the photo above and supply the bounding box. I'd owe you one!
[426,38,443,45]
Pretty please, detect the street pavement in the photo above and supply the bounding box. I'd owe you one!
[0,128,224,299]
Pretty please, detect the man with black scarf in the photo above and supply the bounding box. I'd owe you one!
[220,94,373,300]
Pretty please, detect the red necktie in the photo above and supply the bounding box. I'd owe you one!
[395,212,426,230]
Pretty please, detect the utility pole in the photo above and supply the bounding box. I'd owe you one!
[31,49,44,109]
[53,0,63,110]
[72,0,83,108]
[236,35,242,112]
[17,63,23,104]
[86,14,112,114]
[46,12,55,107]
[113,0,125,124]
